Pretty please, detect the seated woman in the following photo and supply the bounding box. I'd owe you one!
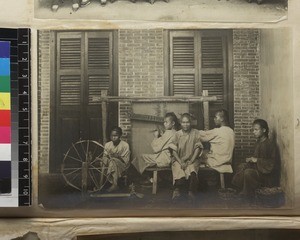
[232,119,276,202]
[103,127,130,192]
[132,112,180,175]
[169,113,203,201]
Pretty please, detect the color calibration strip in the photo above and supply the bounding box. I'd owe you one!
[0,28,31,206]
[18,29,31,206]
[0,41,12,193]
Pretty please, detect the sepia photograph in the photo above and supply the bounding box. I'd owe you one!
[38,27,293,212]
[34,0,288,22]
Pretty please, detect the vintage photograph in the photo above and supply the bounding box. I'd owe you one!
[34,0,288,22]
[38,27,293,211]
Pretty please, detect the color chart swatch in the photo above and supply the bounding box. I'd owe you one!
[0,41,11,193]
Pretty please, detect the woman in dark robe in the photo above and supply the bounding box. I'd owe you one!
[232,119,276,201]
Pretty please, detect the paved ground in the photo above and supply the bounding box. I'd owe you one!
[39,171,284,210]
[35,0,287,22]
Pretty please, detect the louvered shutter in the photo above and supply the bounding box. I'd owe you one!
[200,31,228,126]
[169,30,231,129]
[57,32,83,106]
[52,31,118,172]
[170,31,199,96]
[86,32,113,105]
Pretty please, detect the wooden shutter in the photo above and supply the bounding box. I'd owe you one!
[170,31,199,96]
[200,32,227,108]
[84,32,115,142]
[57,32,84,106]
[169,30,231,128]
[200,31,228,126]
[51,31,118,172]
[86,32,113,105]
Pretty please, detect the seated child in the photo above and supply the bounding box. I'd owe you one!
[132,112,180,174]
[198,109,235,173]
[232,119,276,202]
[103,127,130,192]
[169,113,203,201]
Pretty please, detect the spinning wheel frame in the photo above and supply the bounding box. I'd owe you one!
[61,140,113,193]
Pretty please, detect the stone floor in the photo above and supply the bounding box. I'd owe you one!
[39,171,284,211]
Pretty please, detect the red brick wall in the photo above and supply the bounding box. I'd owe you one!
[233,29,260,162]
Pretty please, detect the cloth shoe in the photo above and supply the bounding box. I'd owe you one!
[172,188,181,201]
[107,184,119,193]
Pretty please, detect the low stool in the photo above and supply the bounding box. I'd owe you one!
[145,166,171,194]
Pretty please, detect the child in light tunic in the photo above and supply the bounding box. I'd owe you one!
[199,109,235,173]
[103,127,130,192]
[169,113,203,201]
[132,112,180,174]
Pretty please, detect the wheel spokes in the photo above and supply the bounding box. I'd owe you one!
[64,168,81,176]
[62,140,105,192]
[72,143,83,162]
[63,154,82,163]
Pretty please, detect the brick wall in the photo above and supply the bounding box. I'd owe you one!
[38,29,260,173]
[118,29,164,139]
[233,29,260,162]
[38,30,51,173]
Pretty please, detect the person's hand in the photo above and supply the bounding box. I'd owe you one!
[195,142,203,149]
[153,130,160,138]
[181,162,187,170]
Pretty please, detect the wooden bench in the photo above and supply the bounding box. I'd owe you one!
[145,164,229,194]
[145,166,172,194]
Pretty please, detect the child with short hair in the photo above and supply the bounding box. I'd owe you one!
[132,112,180,175]
[232,119,276,201]
[169,113,203,201]
[103,127,130,192]
[198,109,235,173]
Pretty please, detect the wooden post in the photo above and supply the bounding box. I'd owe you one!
[82,162,88,195]
[152,170,158,195]
[99,163,105,189]
[220,173,225,189]
[101,90,108,145]
[203,90,210,130]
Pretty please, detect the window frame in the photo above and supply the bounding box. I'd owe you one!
[164,29,234,128]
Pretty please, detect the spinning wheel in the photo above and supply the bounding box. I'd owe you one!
[61,140,111,193]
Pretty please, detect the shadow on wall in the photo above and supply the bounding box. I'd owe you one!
[271,130,281,188]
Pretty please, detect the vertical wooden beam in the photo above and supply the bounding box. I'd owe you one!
[152,170,158,195]
[82,162,88,195]
[101,90,108,144]
[220,173,225,189]
[203,90,210,130]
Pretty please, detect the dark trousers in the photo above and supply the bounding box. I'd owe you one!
[232,163,261,198]
[174,172,198,194]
